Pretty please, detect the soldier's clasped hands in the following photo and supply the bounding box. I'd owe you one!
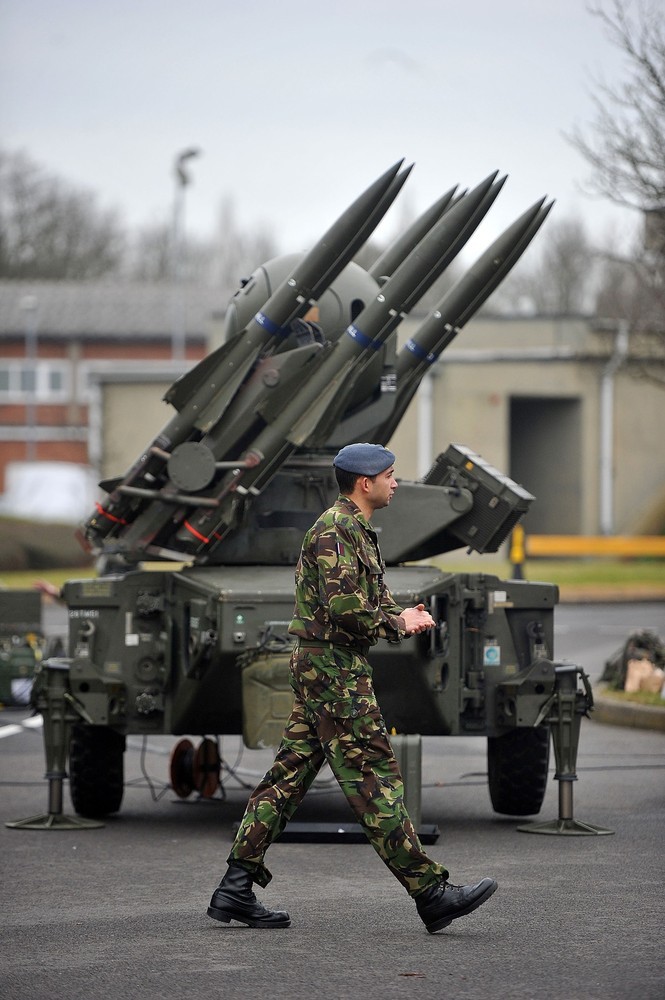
[401,603,435,635]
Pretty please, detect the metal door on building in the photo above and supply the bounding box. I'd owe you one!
[510,396,582,534]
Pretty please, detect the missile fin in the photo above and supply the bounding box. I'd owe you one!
[255,342,334,427]
[164,338,240,412]
[98,476,123,495]
[284,360,357,447]
[192,352,258,434]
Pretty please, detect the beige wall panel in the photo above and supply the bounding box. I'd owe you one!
[95,326,665,538]
[614,369,665,532]
[101,382,172,480]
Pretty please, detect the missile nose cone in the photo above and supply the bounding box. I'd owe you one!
[281,159,410,302]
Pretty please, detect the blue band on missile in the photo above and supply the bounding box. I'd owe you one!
[346,324,381,350]
[254,311,289,338]
[406,339,436,364]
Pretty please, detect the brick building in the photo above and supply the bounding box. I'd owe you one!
[1,280,663,537]
[0,280,223,493]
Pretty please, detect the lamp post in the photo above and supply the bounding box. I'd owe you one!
[171,147,201,364]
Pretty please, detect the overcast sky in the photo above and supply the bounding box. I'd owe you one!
[0,0,639,264]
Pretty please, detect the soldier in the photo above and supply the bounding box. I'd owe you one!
[207,443,497,933]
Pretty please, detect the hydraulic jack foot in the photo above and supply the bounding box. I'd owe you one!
[6,772,103,830]
[518,778,613,835]
[6,658,104,831]
[518,664,614,836]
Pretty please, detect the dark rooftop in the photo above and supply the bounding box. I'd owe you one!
[0,280,226,339]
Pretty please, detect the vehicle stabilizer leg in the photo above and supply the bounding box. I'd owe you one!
[6,658,103,830]
[518,664,613,836]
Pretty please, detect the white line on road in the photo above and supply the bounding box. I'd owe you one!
[0,725,23,739]
[0,716,43,739]
[22,716,43,729]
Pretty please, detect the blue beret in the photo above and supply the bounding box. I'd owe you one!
[333,443,395,475]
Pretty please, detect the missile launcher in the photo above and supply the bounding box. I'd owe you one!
[19,163,599,837]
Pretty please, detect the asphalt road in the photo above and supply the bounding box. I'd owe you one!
[1,602,664,1000]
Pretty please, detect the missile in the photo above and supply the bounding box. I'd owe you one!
[240,195,552,493]
[82,160,409,548]
[169,160,413,433]
[300,173,505,447]
[372,197,555,445]
[195,195,554,556]
[172,174,506,555]
[186,173,501,478]
[367,185,458,282]
[82,164,553,567]
[182,161,414,434]
[109,165,414,555]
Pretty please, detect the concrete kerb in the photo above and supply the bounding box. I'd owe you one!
[592,685,665,733]
[557,585,665,605]
[557,586,665,732]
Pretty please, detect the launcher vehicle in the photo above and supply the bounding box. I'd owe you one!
[26,162,594,827]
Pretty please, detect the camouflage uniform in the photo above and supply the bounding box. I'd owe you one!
[228,495,448,895]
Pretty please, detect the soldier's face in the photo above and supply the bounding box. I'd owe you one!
[367,466,397,511]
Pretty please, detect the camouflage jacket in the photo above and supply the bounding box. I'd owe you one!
[288,495,406,649]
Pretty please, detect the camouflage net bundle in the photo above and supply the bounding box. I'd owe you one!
[601,629,665,693]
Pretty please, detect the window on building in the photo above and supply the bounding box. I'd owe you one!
[0,361,71,402]
[48,369,65,393]
[19,366,37,393]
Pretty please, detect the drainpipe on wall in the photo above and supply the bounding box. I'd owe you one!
[87,375,103,475]
[599,319,629,535]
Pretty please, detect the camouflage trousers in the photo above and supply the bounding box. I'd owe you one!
[228,645,448,895]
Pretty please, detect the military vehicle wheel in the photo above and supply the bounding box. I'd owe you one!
[487,726,550,816]
[69,724,125,817]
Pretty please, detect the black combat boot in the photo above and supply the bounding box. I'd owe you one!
[415,876,498,933]
[207,863,291,928]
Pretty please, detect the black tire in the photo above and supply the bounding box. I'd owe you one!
[69,724,125,817]
[487,726,550,816]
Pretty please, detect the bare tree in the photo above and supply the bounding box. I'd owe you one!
[125,221,173,282]
[80,193,281,294]
[0,148,125,279]
[568,0,665,212]
[0,148,284,295]
[565,0,665,384]
[211,197,278,290]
